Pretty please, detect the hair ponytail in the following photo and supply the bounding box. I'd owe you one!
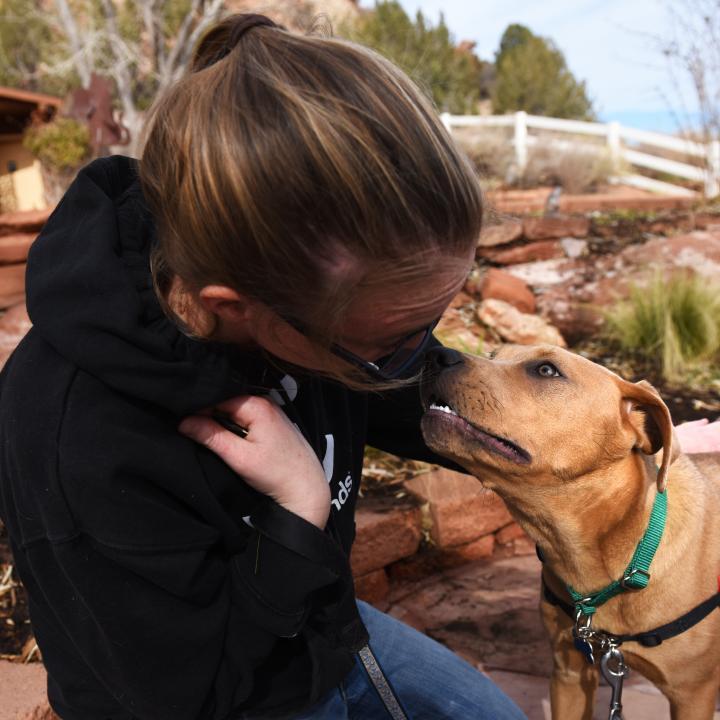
[138,13,483,390]
[190,13,284,73]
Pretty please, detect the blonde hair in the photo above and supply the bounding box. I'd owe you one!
[138,13,483,390]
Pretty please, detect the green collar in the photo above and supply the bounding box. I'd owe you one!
[567,486,668,616]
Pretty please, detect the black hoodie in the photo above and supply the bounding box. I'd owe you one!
[0,156,455,720]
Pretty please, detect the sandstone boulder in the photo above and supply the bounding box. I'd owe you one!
[477,299,566,347]
[466,268,535,315]
[0,302,31,369]
[404,469,512,548]
[481,240,564,265]
[0,233,36,264]
[0,264,26,310]
[0,209,50,235]
[477,220,524,249]
[350,500,422,576]
[522,216,589,240]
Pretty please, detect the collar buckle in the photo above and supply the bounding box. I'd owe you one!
[620,568,651,590]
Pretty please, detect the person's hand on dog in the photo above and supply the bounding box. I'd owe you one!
[674,418,720,454]
[178,395,331,529]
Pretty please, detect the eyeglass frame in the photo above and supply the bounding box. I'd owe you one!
[282,314,442,381]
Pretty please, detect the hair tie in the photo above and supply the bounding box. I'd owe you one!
[226,14,278,51]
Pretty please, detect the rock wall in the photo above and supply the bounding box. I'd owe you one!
[352,469,534,606]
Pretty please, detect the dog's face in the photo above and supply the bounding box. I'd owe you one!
[420,344,677,492]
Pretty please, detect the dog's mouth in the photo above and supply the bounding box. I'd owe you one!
[425,395,532,466]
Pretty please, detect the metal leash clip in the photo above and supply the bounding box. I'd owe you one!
[572,606,598,664]
[600,642,629,720]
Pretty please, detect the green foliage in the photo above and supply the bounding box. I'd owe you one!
[493,24,594,120]
[0,0,79,96]
[495,23,533,67]
[340,0,487,113]
[22,117,91,172]
[603,272,720,382]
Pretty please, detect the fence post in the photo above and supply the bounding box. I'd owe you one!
[705,139,720,198]
[607,121,622,171]
[514,111,528,175]
[440,112,452,134]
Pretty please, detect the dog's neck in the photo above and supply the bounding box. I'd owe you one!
[489,452,661,595]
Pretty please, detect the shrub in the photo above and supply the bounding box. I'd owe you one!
[603,271,720,382]
[454,128,516,186]
[493,24,594,120]
[520,142,616,193]
[22,117,91,173]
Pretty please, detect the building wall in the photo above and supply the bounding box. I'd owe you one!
[0,136,47,212]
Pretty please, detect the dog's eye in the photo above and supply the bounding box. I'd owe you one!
[536,362,562,378]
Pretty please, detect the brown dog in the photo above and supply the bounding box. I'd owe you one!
[419,343,720,720]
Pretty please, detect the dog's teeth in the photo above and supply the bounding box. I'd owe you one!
[429,403,458,416]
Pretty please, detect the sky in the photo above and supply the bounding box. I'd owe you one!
[359,0,700,133]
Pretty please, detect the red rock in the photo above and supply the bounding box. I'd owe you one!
[387,605,427,633]
[0,209,50,235]
[350,501,422,576]
[354,568,390,605]
[477,220,523,248]
[0,302,31,369]
[0,264,26,310]
[484,240,564,265]
[496,522,527,545]
[536,229,720,342]
[448,533,495,562]
[534,286,606,343]
[477,298,566,347]
[523,216,590,240]
[387,554,553,677]
[0,233,36,263]
[388,534,495,582]
[470,268,535,315]
[559,193,693,214]
[0,660,51,719]
[404,469,512,548]
[511,536,536,556]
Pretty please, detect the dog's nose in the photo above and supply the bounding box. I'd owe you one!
[425,346,464,371]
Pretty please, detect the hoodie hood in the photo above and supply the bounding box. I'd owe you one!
[26,155,273,416]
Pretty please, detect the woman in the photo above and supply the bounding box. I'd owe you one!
[0,13,528,720]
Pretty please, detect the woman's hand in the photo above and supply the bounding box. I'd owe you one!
[178,396,331,529]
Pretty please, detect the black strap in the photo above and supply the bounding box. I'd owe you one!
[542,577,720,647]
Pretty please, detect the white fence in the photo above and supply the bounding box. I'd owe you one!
[440,111,720,198]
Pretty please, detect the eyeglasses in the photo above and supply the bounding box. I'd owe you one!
[284,315,441,381]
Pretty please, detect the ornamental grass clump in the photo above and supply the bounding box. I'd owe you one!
[603,271,720,383]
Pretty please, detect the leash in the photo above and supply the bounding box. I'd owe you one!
[542,575,720,648]
[534,479,716,720]
[357,645,410,720]
[542,575,720,720]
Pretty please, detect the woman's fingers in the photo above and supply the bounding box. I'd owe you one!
[210,395,277,433]
[178,415,254,476]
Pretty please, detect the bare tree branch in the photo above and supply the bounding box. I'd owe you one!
[53,0,92,86]
[98,0,140,126]
[168,0,226,85]
[138,0,163,78]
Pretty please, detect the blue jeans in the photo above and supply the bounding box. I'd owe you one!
[292,600,527,719]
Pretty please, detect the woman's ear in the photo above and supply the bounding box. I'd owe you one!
[618,378,679,493]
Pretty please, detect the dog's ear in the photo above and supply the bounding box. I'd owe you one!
[619,379,678,492]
